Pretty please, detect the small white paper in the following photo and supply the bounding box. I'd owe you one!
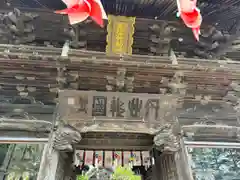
[68,97,75,105]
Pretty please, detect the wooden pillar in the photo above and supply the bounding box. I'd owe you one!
[37,148,73,180]
[153,139,193,180]
[153,121,193,180]
[154,153,178,180]
[174,139,194,180]
[37,126,81,180]
[37,139,60,180]
[155,149,193,180]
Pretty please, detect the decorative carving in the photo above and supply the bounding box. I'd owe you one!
[182,123,240,142]
[76,133,153,150]
[168,71,187,95]
[0,43,232,104]
[53,125,81,152]
[116,67,126,89]
[106,67,134,92]
[110,96,125,117]
[0,95,54,132]
[1,111,36,120]
[149,22,172,56]
[125,76,134,92]
[0,117,52,132]
[0,96,41,105]
[230,81,240,92]
[194,22,240,59]
[224,81,240,111]
[154,122,182,152]
[57,65,67,89]
[159,72,187,96]
[0,8,37,44]
[63,26,87,49]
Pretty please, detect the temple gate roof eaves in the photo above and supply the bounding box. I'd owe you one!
[1,7,240,59]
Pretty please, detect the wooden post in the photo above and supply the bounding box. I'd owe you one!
[174,139,194,180]
[153,149,193,180]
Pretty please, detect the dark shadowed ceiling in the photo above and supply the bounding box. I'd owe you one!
[3,0,240,33]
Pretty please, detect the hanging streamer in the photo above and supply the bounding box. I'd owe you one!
[55,0,107,27]
[176,0,202,41]
[75,150,84,167]
[74,150,151,167]
[85,150,94,165]
[105,151,113,167]
[95,150,103,166]
[132,151,141,166]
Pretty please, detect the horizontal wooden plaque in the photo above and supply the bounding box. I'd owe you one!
[58,90,180,133]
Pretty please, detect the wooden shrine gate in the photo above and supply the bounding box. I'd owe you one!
[46,89,185,180]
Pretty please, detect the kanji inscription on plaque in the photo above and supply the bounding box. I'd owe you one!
[145,99,160,120]
[110,96,125,117]
[59,90,179,129]
[128,98,143,118]
[92,96,107,116]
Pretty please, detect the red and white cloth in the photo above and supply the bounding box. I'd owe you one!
[55,0,107,27]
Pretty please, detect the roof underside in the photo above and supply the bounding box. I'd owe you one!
[1,0,240,59]
[4,0,240,33]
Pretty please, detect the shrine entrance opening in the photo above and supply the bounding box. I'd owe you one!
[71,131,153,179]
[45,89,183,180]
[73,148,153,179]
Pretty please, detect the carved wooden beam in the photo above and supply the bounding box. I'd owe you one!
[178,100,240,142]
[0,8,38,44]
[0,95,55,135]
[1,44,239,106]
[53,125,81,152]
[0,8,233,59]
[0,8,87,49]
[105,67,134,92]
[153,122,182,152]
[76,132,153,150]
[0,118,52,132]
[0,45,59,104]
[193,22,240,59]
[182,124,240,142]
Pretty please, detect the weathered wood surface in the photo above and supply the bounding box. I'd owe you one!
[0,95,55,135]
[0,45,58,104]
[74,149,151,165]
[0,44,239,105]
[58,90,180,134]
[0,44,240,143]
[0,8,238,59]
[154,153,178,180]
[178,102,239,125]
[178,102,240,142]
[76,132,153,150]
[0,53,56,135]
